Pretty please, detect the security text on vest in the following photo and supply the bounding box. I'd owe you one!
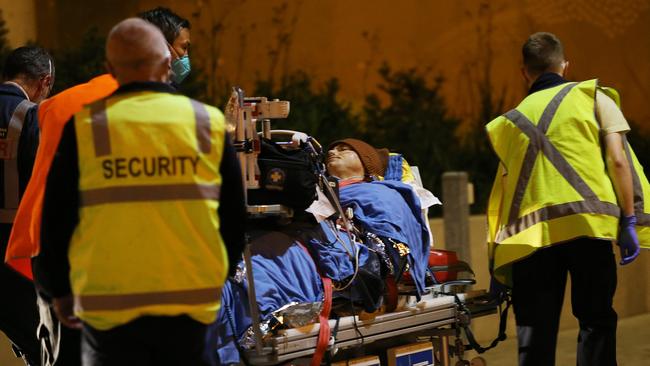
[102,156,200,179]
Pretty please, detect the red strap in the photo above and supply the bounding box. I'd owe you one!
[385,275,398,313]
[312,277,332,366]
[297,243,333,366]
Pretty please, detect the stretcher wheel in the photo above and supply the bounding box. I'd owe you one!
[470,356,487,366]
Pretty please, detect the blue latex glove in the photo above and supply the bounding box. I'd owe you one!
[618,215,640,265]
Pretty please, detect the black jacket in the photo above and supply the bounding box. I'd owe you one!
[0,83,39,210]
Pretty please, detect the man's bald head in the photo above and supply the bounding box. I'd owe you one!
[106,18,171,85]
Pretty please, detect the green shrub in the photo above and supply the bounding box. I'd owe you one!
[362,64,461,211]
[254,71,361,148]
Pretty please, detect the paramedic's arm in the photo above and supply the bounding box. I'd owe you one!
[604,133,634,216]
[598,91,634,216]
[33,119,81,328]
[599,92,640,264]
[218,133,246,276]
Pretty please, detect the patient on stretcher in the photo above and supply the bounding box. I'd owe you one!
[314,138,437,304]
[209,137,440,364]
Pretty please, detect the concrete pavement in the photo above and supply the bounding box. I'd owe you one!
[2,313,650,365]
[470,312,650,366]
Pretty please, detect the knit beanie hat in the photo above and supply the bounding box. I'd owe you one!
[328,138,389,177]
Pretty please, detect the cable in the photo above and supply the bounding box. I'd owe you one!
[326,220,361,291]
[446,292,511,354]
[350,293,365,346]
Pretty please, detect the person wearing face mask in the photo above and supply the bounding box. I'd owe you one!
[4,8,192,366]
[138,6,192,85]
[6,6,191,281]
[0,46,54,366]
[35,18,244,365]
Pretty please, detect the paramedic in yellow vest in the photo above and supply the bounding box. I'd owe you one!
[486,32,643,366]
[32,18,245,365]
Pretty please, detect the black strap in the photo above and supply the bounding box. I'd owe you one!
[331,316,341,341]
[325,317,341,366]
[429,261,475,276]
[453,293,511,354]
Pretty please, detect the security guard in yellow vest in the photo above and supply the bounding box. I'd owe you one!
[486,32,648,366]
[33,19,245,365]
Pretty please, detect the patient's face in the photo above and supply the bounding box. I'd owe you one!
[326,143,365,179]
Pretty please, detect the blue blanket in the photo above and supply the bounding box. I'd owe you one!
[307,221,371,282]
[339,180,430,297]
[210,182,430,364]
[208,232,323,365]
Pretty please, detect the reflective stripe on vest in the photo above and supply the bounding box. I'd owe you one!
[495,83,620,242]
[81,183,220,206]
[90,99,110,156]
[76,286,222,311]
[84,100,220,205]
[0,99,35,223]
[90,99,212,157]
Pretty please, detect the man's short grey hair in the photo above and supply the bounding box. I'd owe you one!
[2,46,53,81]
[522,32,565,76]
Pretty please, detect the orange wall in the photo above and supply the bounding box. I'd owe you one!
[0,0,36,47]
[29,0,650,131]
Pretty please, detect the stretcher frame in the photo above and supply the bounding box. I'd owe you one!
[232,92,495,366]
[244,290,493,366]
[240,195,494,365]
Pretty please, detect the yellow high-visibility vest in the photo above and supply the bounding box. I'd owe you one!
[71,90,228,330]
[486,79,650,285]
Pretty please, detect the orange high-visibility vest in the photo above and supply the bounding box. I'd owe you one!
[5,74,118,279]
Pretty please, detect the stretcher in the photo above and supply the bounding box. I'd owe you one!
[227,89,500,366]
[244,289,496,366]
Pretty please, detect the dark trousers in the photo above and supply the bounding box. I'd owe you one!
[512,238,617,366]
[0,224,40,365]
[81,315,211,366]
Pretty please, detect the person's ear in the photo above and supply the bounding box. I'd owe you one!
[167,43,179,60]
[31,74,53,103]
[105,61,117,79]
[42,74,53,97]
[160,55,172,83]
[561,60,569,78]
[521,66,532,86]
